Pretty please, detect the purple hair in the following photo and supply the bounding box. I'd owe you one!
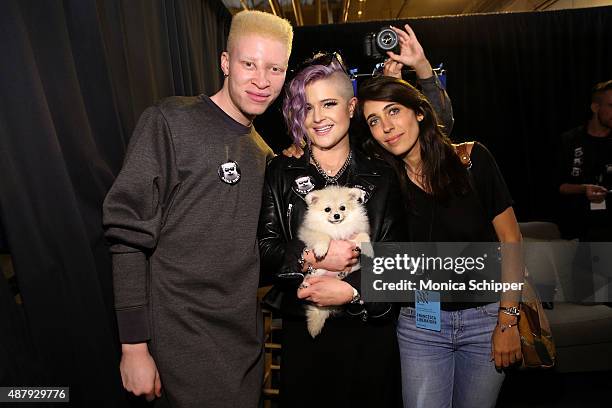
[282,59,348,146]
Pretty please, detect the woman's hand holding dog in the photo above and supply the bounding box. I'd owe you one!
[303,239,359,272]
[297,276,354,306]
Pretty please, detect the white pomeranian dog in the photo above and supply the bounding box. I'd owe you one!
[299,186,373,337]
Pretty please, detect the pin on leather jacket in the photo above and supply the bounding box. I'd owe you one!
[258,147,409,320]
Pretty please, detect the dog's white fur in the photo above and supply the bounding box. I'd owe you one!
[298,186,373,337]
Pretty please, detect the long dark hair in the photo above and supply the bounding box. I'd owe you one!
[357,76,470,205]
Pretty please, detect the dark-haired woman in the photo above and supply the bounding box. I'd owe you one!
[358,74,523,408]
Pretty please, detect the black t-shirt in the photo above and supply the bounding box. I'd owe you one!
[406,142,513,310]
[557,126,612,240]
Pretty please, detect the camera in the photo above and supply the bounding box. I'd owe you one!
[363,27,400,59]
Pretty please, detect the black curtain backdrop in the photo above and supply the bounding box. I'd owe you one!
[0,0,230,406]
[256,6,612,222]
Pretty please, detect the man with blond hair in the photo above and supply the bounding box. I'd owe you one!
[103,10,292,407]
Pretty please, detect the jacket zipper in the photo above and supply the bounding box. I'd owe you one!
[286,203,293,240]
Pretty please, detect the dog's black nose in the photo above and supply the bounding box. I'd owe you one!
[333,213,340,220]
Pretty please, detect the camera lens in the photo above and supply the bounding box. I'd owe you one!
[375,28,398,51]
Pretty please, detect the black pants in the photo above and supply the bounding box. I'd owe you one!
[280,314,402,408]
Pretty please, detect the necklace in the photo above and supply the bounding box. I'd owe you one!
[311,149,352,185]
[405,162,422,176]
[406,162,430,192]
[405,163,424,181]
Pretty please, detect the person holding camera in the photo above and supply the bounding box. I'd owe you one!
[282,24,453,159]
[381,24,454,136]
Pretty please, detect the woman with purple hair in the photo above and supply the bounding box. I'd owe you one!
[258,53,407,407]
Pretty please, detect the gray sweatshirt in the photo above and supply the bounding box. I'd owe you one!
[103,95,272,408]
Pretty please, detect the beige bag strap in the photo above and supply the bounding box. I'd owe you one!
[453,142,475,169]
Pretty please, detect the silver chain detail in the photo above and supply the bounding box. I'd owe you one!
[310,150,352,185]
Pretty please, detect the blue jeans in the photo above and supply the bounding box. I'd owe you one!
[397,303,504,408]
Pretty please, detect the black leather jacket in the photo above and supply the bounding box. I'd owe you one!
[258,148,409,319]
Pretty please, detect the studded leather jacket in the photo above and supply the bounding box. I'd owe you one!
[258,147,409,319]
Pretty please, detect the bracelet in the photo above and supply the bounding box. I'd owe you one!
[305,264,314,276]
[350,287,363,305]
[498,322,518,333]
[298,249,310,270]
[499,306,520,317]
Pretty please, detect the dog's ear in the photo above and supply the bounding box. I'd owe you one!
[305,191,319,206]
[348,188,363,203]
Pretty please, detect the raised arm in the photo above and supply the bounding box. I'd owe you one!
[383,24,454,134]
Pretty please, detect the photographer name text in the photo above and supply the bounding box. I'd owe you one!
[372,279,524,293]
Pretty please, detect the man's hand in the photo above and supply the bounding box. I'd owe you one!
[585,184,607,203]
[305,239,359,272]
[386,24,433,79]
[120,343,162,401]
[491,316,522,368]
[297,276,354,306]
[282,144,304,158]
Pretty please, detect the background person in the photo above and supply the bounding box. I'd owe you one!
[557,80,612,303]
[557,80,612,241]
[382,24,454,135]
